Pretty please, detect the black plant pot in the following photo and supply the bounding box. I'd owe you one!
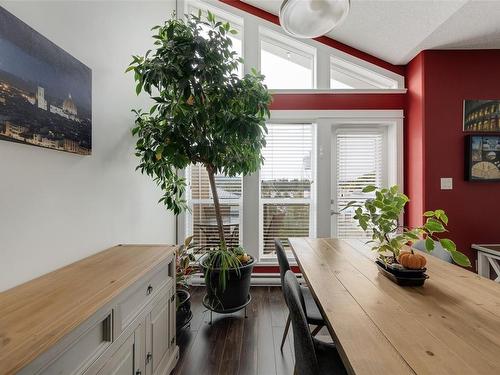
[176,289,192,334]
[200,254,255,312]
[376,259,429,286]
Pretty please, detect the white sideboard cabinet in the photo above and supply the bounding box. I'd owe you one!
[0,245,179,375]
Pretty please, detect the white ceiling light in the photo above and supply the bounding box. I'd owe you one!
[279,0,350,39]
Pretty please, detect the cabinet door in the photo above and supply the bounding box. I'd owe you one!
[169,283,176,356]
[97,324,144,375]
[145,289,172,375]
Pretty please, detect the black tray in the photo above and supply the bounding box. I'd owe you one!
[376,260,429,286]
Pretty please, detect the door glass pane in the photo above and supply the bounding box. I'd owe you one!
[336,131,384,238]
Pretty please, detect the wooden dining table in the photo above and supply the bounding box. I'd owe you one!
[289,237,500,375]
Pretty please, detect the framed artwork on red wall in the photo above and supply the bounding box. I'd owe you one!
[465,135,500,181]
[463,100,500,133]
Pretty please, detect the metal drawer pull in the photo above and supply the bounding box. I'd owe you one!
[136,370,141,375]
[146,352,152,364]
[146,285,153,295]
[170,294,175,302]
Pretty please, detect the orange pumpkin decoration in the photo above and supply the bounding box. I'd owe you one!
[398,250,427,270]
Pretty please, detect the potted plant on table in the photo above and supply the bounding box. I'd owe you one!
[342,185,471,285]
[127,12,271,310]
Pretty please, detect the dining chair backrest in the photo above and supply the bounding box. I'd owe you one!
[275,239,291,287]
[283,270,319,375]
[413,240,452,263]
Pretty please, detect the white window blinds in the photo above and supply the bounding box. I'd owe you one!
[335,130,385,239]
[186,164,242,251]
[260,124,314,256]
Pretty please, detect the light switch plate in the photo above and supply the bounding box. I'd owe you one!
[440,177,453,190]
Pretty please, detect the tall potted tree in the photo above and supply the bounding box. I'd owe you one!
[128,12,271,310]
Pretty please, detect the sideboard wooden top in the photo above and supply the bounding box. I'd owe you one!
[0,244,176,375]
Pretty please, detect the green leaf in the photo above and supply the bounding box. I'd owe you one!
[424,220,445,233]
[449,250,471,267]
[184,235,194,247]
[425,237,435,252]
[362,185,376,193]
[423,211,435,217]
[135,81,143,95]
[439,238,456,252]
[440,213,449,225]
[404,231,420,240]
[433,209,449,224]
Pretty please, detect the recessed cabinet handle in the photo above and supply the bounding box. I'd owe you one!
[146,352,152,364]
[146,285,153,295]
[171,337,175,345]
[136,370,141,375]
[170,294,175,303]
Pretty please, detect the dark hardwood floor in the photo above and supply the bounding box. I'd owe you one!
[172,286,298,375]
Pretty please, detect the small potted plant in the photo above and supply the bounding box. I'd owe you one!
[128,13,271,311]
[176,236,197,334]
[342,185,470,285]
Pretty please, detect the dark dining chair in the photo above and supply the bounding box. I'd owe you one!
[412,240,452,263]
[275,239,325,351]
[283,271,347,375]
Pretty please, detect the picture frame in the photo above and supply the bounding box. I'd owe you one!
[463,100,500,133]
[0,6,92,155]
[465,135,500,181]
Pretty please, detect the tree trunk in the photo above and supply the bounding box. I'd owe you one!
[206,165,226,250]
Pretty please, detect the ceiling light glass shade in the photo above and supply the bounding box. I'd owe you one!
[279,0,350,39]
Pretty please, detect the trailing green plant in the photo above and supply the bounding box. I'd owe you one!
[127,11,270,290]
[342,185,471,267]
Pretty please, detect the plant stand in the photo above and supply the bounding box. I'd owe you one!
[176,310,193,335]
[202,294,252,325]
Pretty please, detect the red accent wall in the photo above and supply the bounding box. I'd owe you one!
[406,50,500,266]
[253,265,300,274]
[271,93,405,110]
[405,53,425,228]
[218,0,405,75]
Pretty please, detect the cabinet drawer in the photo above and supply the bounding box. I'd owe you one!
[117,263,171,330]
[40,313,112,375]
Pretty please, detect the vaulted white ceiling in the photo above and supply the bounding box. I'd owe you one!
[241,0,500,65]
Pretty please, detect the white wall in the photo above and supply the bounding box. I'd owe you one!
[0,1,178,291]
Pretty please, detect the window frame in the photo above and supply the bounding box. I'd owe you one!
[330,56,400,89]
[259,26,317,90]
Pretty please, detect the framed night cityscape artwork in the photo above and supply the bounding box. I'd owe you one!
[0,6,91,155]
[465,135,500,181]
[463,99,500,133]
